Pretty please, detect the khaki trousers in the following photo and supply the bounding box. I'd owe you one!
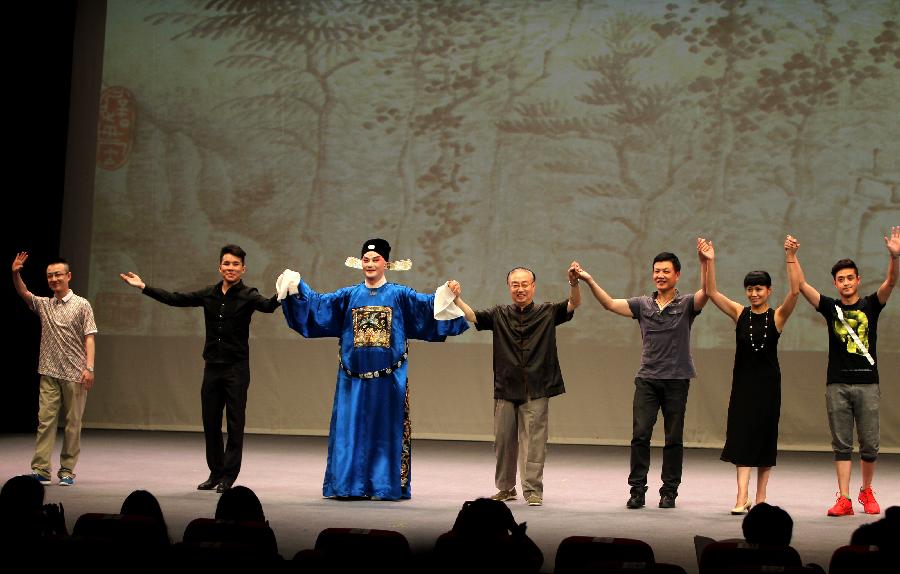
[31,375,87,478]
[494,396,549,497]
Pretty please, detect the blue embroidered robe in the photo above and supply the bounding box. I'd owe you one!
[283,280,468,500]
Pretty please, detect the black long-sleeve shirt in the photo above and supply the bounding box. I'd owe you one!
[142,280,279,363]
[474,301,573,402]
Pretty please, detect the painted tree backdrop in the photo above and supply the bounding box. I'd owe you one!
[92,0,899,350]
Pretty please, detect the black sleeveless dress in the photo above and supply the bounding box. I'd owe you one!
[720,307,781,467]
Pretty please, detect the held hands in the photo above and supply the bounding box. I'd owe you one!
[572,264,593,283]
[12,251,28,273]
[119,272,145,290]
[785,235,800,258]
[886,226,900,258]
[447,280,461,298]
[697,237,714,260]
[568,261,580,285]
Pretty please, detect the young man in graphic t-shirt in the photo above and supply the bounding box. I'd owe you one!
[798,226,899,516]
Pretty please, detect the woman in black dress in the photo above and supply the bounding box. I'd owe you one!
[699,236,803,514]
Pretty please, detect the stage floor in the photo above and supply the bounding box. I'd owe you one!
[1,430,896,572]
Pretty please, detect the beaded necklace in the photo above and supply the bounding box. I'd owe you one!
[748,308,768,351]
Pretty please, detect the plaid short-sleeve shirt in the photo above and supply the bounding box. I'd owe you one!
[31,290,97,382]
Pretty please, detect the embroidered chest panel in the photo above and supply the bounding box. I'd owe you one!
[352,306,392,348]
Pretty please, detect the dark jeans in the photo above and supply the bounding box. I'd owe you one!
[201,360,250,482]
[628,377,690,496]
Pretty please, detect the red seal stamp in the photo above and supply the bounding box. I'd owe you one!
[96,86,135,171]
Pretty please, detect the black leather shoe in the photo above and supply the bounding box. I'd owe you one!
[216,479,234,493]
[626,492,646,509]
[659,494,676,508]
[197,477,220,490]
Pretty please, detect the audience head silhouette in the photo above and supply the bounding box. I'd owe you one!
[451,497,518,537]
[119,489,169,544]
[851,505,899,550]
[1,475,45,513]
[121,489,164,521]
[742,503,793,546]
[0,475,46,539]
[215,485,266,523]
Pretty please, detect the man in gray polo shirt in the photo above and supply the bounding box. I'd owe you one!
[575,247,707,509]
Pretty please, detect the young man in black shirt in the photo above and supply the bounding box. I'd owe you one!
[798,226,899,516]
[120,244,279,492]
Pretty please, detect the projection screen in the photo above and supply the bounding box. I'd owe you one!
[75,0,899,451]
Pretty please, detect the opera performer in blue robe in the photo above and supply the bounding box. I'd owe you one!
[276,239,469,500]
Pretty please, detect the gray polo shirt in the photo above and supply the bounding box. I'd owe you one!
[627,291,700,380]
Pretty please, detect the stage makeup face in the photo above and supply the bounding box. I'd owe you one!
[362,251,387,285]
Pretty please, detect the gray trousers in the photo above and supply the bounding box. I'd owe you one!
[494,396,550,497]
[826,383,880,462]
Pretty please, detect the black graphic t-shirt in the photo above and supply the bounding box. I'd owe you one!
[816,292,885,384]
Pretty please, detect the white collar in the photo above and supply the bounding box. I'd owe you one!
[54,290,74,303]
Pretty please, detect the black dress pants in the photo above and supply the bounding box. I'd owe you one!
[201,360,250,482]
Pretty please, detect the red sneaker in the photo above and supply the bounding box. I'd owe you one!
[858,487,881,515]
[827,494,854,517]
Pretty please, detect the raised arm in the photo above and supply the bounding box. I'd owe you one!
[574,266,632,318]
[567,261,582,313]
[698,238,742,322]
[119,271,146,290]
[798,253,821,309]
[877,225,900,305]
[120,271,204,307]
[774,235,802,331]
[281,277,351,339]
[448,280,476,323]
[12,252,35,309]
[693,237,710,311]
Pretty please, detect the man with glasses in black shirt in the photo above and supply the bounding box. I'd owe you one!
[452,263,580,507]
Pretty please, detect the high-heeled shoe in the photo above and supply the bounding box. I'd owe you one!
[730,499,752,515]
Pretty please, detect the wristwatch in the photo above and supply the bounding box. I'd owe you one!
[86,367,94,373]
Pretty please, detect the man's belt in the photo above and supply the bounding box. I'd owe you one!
[339,344,409,379]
